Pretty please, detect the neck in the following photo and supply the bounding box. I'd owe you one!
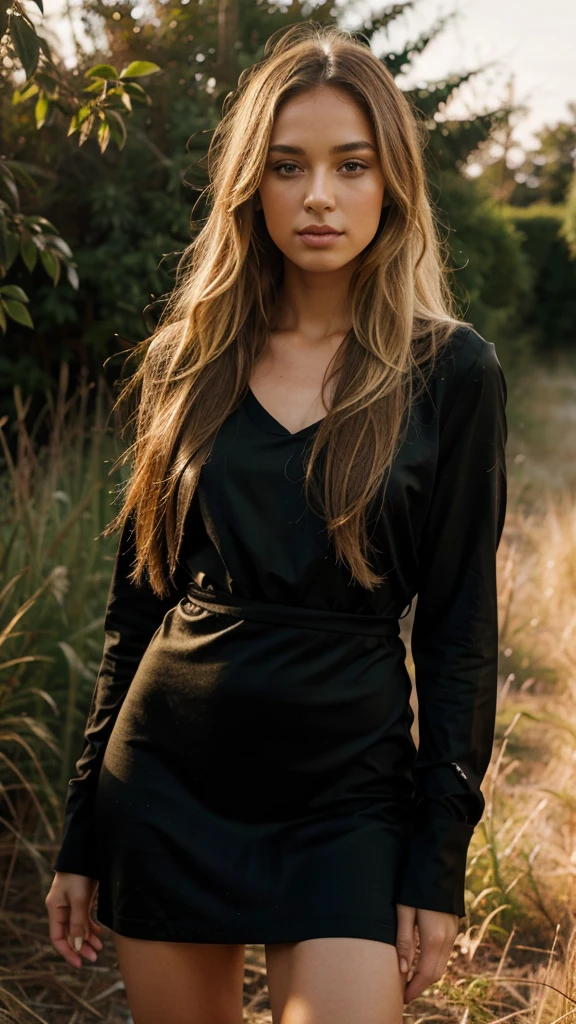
[272,256,357,343]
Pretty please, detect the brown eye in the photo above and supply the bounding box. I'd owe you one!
[341,160,367,173]
[273,162,300,175]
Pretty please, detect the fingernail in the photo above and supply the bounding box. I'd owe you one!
[74,936,83,951]
[400,957,409,973]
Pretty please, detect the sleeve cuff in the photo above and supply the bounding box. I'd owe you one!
[52,789,101,880]
[396,814,476,917]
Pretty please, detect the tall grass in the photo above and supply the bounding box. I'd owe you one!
[0,365,123,894]
[0,354,575,1021]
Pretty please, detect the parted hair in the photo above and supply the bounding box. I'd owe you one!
[106,20,464,596]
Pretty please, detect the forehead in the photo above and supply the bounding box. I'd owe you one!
[270,86,375,146]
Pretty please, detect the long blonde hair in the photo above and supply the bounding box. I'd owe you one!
[107,21,464,596]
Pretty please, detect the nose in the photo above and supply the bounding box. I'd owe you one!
[304,167,336,212]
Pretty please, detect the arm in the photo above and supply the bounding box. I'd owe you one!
[397,336,508,918]
[53,516,185,879]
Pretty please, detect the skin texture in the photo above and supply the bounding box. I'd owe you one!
[45,84,460,1021]
[250,84,386,435]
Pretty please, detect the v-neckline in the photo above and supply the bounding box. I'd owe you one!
[244,387,327,438]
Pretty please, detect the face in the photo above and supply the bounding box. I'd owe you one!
[255,85,386,272]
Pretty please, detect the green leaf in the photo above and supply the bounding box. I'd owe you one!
[105,108,127,149]
[86,63,118,80]
[40,248,59,282]
[119,61,160,79]
[20,232,37,272]
[0,213,7,275]
[82,79,105,94]
[66,264,79,290]
[45,234,73,259]
[11,82,39,105]
[34,71,58,92]
[37,35,52,61]
[0,164,19,209]
[5,232,20,271]
[122,81,147,98]
[76,104,93,125]
[0,284,29,303]
[2,298,34,328]
[27,215,59,233]
[79,113,95,146]
[67,112,79,136]
[97,121,111,153]
[120,89,132,112]
[10,15,41,81]
[4,159,38,194]
[35,93,49,129]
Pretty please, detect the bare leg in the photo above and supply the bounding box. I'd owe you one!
[112,932,246,1024]
[265,937,405,1024]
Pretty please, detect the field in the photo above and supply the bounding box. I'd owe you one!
[0,351,575,1023]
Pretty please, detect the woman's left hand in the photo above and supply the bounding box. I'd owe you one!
[395,902,460,1002]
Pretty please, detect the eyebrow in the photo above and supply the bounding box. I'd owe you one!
[268,140,377,156]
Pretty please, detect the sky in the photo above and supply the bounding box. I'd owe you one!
[41,0,576,157]
[344,0,576,153]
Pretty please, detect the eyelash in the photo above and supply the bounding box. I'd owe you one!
[272,160,368,176]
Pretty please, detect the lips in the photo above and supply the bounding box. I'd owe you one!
[297,227,342,235]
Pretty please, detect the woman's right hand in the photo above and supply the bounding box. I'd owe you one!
[45,872,103,968]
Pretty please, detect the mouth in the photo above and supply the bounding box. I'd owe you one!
[297,228,342,236]
[297,227,344,247]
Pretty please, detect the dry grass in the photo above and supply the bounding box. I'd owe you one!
[1,351,576,1022]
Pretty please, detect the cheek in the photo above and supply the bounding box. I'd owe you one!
[346,185,384,224]
[260,186,299,241]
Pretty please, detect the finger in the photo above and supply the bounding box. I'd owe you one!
[67,933,98,962]
[395,903,417,976]
[53,936,84,969]
[86,918,104,951]
[403,943,448,1002]
[46,902,82,969]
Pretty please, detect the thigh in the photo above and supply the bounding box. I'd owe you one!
[112,931,246,1024]
[265,938,405,1024]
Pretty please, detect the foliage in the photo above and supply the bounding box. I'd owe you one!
[0,0,161,333]
[2,0,160,153]
[437,172,531,367]
[562,170,576,258]
[0,368,123,865]
[507,105,576,208]
[0,0,533,399]
[503,204,576,352]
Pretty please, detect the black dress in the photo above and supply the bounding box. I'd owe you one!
[53,325,508,946]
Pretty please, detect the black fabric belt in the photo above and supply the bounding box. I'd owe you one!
[184,580,401,639]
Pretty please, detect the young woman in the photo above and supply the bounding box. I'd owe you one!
[46,21,508,1024]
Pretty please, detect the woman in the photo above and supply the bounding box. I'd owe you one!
[46,21,508,1024]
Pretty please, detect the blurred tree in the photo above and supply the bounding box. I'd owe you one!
[514,112,576,206]
[506,106,576,207]
[563,170,576,257]
[0,0,161,334]
[0,0,528,399]
[504,203,576,352]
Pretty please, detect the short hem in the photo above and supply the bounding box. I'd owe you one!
[95,906,398,946]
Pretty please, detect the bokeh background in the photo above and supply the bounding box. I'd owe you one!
[1,1,575,1020]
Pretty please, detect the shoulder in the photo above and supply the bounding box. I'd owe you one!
[433,324,502,384]
[421,324,507,433]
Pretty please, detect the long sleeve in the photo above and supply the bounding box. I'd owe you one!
[53,516,186,878]
[397,337,508,917]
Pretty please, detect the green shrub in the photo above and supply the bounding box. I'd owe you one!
[438,171,533,370]
[563,172,576,257]
[503,204,576,351]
